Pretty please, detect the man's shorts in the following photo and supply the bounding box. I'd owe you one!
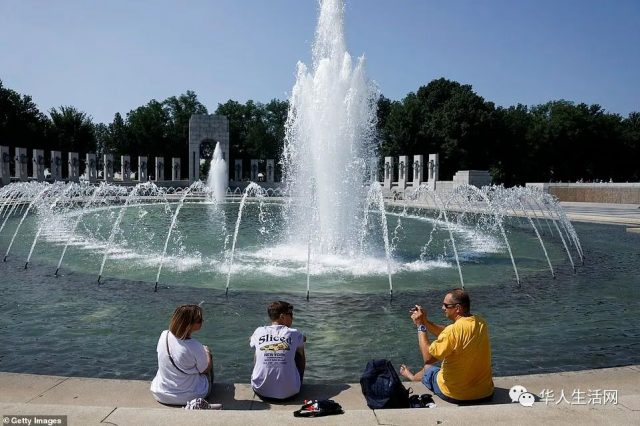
[421,365,493,404]
[422,366,449,400]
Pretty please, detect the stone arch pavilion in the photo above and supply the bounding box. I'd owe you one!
[188,114,229,183]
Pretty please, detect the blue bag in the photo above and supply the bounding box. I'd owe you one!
[360,359,410,409]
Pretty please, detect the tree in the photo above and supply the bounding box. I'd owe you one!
[125,100,170,161]
[618,112,640,181]
[215,99,247,162]
[378,78,497,179]
[164,90,208,150]
[95,112,128,157]
[48,106,96,154]
[0,80,50,150]
[491,104,534,185]
[262,99,288,159]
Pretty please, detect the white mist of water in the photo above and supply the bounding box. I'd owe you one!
[282,0,378,253]
[206,142,228,202]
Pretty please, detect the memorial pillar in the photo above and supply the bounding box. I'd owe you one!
[427,153,439,191]
[412,155,423,188]
[172,158,181,181]
[86,153,97,182]
[138,156,148,181]
[121,155,131,182]
[104,154,114,182]
[51,151,62,181]
[155,157,164,181]
[0,146,10,186]
[32,149,45,181]
[250,159,259,182]
[383,156,394,189]
[398,155,408,190]
[234,159,242,182]
[266,159,275,183]
[68,152,79,182]
[14,147,28,181]
[369,157,379,182]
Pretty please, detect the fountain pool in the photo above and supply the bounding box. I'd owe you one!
[0,182,638,383]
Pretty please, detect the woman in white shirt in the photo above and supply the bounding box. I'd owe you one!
[150,304,215,405]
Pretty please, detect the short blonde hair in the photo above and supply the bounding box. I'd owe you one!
[169,304,203,339]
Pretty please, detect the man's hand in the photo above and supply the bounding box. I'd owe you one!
[410,304,428,326]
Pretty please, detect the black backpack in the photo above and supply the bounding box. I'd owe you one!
[360,359,410,409]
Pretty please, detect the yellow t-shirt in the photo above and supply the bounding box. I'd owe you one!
[428,315,494,400]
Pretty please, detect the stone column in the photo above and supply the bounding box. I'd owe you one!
[369,157,379,182]
[0,146,10,186]
[13,147,28,181]
[412,155,423,187]
[383,156,394,189]
[155,157,164,181]
[86,153,97,182]
[104,154,114,182]
[32,149,45,181]
[121,155,130,182]
[172,158,181,181]
[234,159,242,182]
[250,159,259,182]
[51,151,62,181]
[398,155,408,189]
[138,156,148,181]
[68,152,80,182]
[427,153,439,191]
[266,159,275,183]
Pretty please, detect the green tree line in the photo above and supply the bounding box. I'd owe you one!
[1,78,638,184]
[378,78,639,185]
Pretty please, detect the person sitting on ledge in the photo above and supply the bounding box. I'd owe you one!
[250,301,306,401]
[399,288,494,404]
[150,304,220,407]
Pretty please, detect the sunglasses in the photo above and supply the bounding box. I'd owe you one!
[442,303,459,309]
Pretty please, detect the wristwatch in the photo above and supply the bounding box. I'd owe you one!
[417,324,427,333]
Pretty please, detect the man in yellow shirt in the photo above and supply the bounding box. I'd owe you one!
[399,288,494,403]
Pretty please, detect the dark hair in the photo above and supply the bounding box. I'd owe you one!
[268,301,294,321]
[448,288,470,313]
[169,304,203,339]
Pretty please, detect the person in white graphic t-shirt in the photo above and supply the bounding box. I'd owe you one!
[250,301,306,400]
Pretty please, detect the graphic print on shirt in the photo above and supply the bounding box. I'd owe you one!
[257,331,292,364]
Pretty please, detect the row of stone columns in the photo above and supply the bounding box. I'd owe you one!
[233,159,276,182]
[0,146,184,186]
[383,154,439,190]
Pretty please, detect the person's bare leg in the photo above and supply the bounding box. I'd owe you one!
[399,364,424,382]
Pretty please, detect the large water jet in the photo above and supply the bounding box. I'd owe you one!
[282,0,379,254]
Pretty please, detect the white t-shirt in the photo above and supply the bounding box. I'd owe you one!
[250,324,304,399]
[150,330,210,405]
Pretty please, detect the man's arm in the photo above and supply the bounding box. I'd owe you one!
[295,345,306,380]
[425,319,446,337]
[411,305,440,364]
[417,327,439,365]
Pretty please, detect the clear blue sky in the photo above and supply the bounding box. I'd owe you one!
[1,0,638,124]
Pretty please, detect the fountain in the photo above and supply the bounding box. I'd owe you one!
[282,0,377,255]
[206,142,228,202]
[0,0,638,385]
